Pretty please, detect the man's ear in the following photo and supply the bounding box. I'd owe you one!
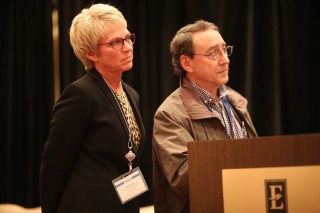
[180,55,193,73]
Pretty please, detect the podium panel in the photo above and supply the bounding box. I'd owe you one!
[187,133,320,213]
[223,165,320,213]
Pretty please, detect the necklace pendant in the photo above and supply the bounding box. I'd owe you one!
[125,150,136,162]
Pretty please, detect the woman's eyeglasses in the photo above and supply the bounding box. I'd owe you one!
[98,33,136,50]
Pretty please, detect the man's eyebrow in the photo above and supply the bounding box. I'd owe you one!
[205,43,227,52]
[205,45,218,53]
[206,46,216,52]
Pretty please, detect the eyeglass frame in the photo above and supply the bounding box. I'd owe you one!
[98,33,136,50]
[191,45,234,60]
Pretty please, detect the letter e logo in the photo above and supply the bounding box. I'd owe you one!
[265,179,288,213]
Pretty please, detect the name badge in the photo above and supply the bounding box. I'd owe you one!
[112,167,149,204]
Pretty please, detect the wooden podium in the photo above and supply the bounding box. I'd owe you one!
[188,133,320,213]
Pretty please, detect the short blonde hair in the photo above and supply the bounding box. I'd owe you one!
[69,3,127,70]
[170,20,219,77]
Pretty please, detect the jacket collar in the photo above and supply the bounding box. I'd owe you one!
[180,76,248,120]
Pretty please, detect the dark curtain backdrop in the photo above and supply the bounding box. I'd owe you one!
[1,0,319,208]
[0,0,54,207]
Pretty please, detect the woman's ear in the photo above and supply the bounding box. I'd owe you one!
[180,55,193,73]
[85,51,98,62]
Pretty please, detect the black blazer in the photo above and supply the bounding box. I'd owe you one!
[40,69,146,213]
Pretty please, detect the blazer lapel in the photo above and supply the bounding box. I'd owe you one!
[88,69,129,139]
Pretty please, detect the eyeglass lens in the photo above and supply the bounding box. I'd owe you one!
[112,34,135,50]
[225,46,233,56]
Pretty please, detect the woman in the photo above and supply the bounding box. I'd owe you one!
[40,3,146,213]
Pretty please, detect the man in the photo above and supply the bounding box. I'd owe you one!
[152,20,258,213]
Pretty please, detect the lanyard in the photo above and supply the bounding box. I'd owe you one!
[105,80,136,174]
[222,96,234,138]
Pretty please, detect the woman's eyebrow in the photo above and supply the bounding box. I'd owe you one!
[108,33,131,41]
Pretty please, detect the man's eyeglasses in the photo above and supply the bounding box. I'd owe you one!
[192,46,234,60]
[98,33,136,50]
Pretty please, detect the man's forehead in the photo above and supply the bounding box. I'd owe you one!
[192,30,225,49]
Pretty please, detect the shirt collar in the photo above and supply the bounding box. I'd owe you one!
[189,78,227,105]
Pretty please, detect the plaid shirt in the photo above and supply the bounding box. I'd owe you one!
[190,80,246,139]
